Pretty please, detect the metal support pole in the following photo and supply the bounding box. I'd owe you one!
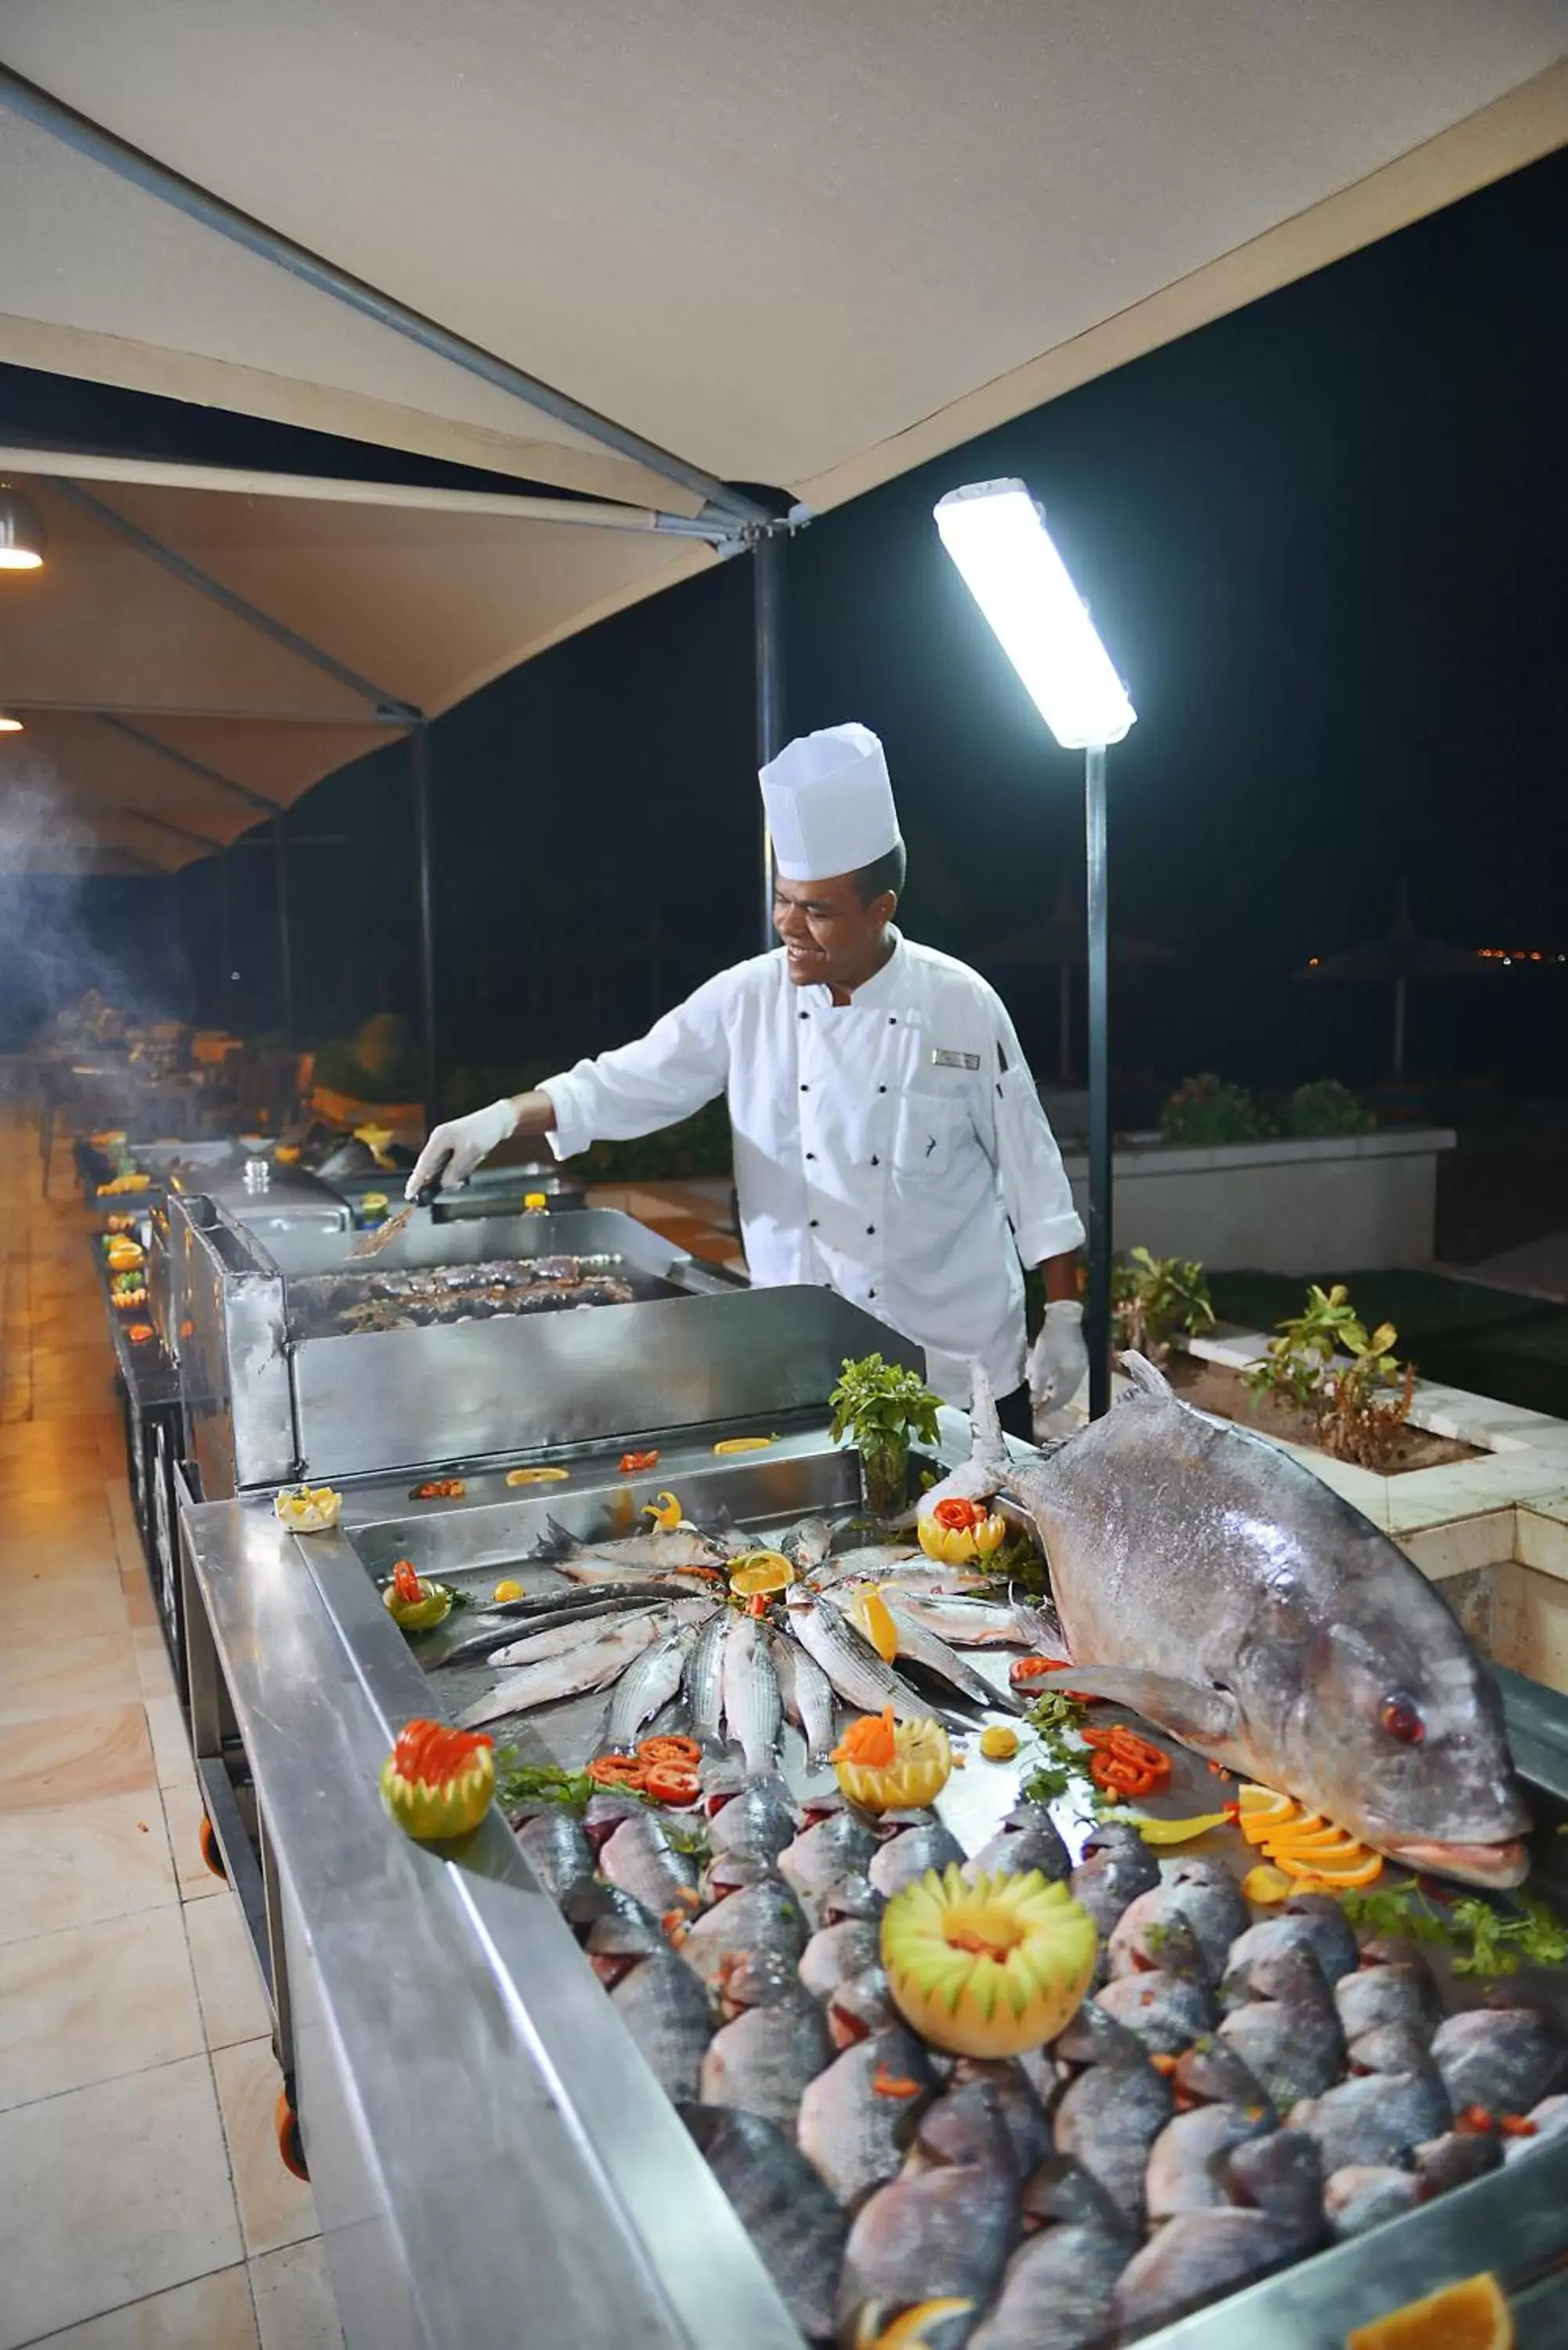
[218,848,234,1030]
[273,812,296,1050]
[1084,745,1112,1419]
[753,530,786,953]
[411,726,439,1133]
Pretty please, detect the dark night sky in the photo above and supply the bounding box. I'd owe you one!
[4,144,1564,1091]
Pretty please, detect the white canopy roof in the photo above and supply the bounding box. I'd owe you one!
[1,2,1563,868]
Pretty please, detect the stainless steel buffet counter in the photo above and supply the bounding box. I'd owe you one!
[179,1407,1568,2350]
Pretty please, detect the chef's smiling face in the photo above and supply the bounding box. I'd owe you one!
[773,870,898,996]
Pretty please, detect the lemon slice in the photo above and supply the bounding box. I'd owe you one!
[728,1551,796,1598]
[713,1436,775,1454]
[493,1579,524,1603]
[1133,1810,1233,1846]
[506,1465,569,1485]
[850,1585,900,1664]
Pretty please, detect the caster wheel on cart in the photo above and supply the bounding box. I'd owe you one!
[276,2090,309,2182]
[198,1817,226,1881]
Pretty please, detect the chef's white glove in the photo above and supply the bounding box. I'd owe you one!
[404,1098,518,1198]
[1028,1298,1089,1435]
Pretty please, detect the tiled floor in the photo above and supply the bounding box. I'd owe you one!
[0,1101,342,2349]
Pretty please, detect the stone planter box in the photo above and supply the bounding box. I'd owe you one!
[1058,1127,1455,1273]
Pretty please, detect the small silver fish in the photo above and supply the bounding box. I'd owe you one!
[679,2105,848,2342]
[721,1613,782,1777]
[888,1593,1024,1647]
[784,1590,944,1723]
[605,1618,704,1752]
[836,2081,1021,2345]
[457,1607,679,1729]
[706,1776,800,1861]
[699,1983,833,2131]
[800,1918,883,2001]
[684,1610,728,1745]
[509,1808,594,1905]
[488,1602,666,1673]
[599,1810,702,1918]
[1430,2007,1568,2117]
[770,1626,837,1770]
[867,1819,964,1900]
[610,1950,714,2103]
[797,2026,937,2207]
[677,1876,808,1992]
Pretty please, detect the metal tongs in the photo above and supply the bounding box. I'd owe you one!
[349,1152,452,1258]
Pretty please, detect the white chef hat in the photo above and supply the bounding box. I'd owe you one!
[759,723,901,882]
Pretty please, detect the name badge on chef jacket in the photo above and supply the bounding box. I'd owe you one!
[931,1048,981,1070]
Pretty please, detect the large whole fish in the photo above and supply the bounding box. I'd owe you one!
[962,1354,1529,1887]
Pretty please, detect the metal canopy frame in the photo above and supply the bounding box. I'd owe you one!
[0,63,773,530]
[2,60,800,1184]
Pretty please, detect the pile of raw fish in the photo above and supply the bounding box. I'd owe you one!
[417,1352,1556,2341]
[513,1773,1568,2348]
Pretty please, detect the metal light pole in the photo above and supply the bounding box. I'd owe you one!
[1084,745,1112,1419]
[934,479,1135,1424]
[753,528,785,953]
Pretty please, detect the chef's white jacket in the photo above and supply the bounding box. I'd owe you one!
[541,931,1084,1404]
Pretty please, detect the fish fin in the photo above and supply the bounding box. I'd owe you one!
[1119,1351,1176,1405]
[529,1513,577,1560]
[1033,1665,1240,1745]
[1010,1593,1069,1660]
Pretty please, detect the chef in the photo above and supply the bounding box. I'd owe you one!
[406,724,1088,1434]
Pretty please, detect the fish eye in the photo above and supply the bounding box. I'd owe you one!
[1379,1691,1425,1744]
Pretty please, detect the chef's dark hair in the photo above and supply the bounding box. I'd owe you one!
[851,839,906,907]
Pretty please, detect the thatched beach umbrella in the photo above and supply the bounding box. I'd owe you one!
[1297,884,1498,1076]
[986,880,1176,1083]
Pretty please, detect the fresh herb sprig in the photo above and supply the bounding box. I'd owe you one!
[1339,1879,1568,1978]
[1021,1691,1096,1808]
[494,1754,598,1810]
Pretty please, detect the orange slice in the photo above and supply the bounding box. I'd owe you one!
[850,1586,900,1663]
[1280,1845,1385,1888]
[728,1552,795,1598]
[1237,1785,1298,1843]
[1346,2269,1512,2350]
[1265,1824,1360,1858]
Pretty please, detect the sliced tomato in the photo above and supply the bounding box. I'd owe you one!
[643,1763,700,1806]
[638,1736,701,1768]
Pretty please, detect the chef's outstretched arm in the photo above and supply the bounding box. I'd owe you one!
[405,977,732,1198]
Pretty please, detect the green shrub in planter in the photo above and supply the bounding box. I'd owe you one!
[1158,1073,1263,1148]
[1286,1079,1374,1137]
